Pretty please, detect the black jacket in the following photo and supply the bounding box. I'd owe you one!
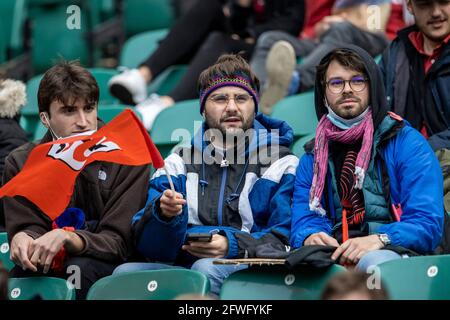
[228,0,305,39]
[0,116,27,230]
[379,25,450,149]
[0,116,27,178]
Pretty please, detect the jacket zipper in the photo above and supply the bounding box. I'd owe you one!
[217,166,228,226]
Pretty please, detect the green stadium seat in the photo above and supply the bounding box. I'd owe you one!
[29,2,90,73]
[33,122,48,141]
[147,65,188,96]
[8,277,75,300]
[86,269,210,300]
[150,99,202,158]
[88,68,120,105]
[22,74,43,120]
[119,29,187,96]
[124,0,175,37]
[120,29,169,69]
[377,255,450,300]
[0,232,14,271]
[98,104,142,123]
[271,91,317,143]
[220,264,346,300]
[291,133,315,159]
[0,0,27,59]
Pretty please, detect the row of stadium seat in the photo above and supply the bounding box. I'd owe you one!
[3,228,450,300]
[0,0,176,76]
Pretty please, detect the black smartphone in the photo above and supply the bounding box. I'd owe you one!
[185,232,213,243]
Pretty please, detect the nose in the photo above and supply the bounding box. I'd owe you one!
[76,110,89,128]
[225,97,239,111]
[431,2,442,17]
[342,80,353,93]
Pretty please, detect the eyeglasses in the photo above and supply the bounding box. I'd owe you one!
[208,94,252,106]
[325,76,368,94]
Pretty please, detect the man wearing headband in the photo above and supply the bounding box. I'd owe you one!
[115,54,299,297]
[291,47,443,271]
[3,61,150,299]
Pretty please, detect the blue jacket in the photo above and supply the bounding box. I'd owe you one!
[133,114,299,263]
[291,119,444,254]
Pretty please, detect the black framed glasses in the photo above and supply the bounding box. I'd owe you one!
[208,94,252,106]
[325,76,368,94]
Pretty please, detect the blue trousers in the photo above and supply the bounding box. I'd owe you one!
[113,258,248,296]
[356,250,404,272]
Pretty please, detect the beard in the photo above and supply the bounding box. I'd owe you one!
[204,111,254,137]
[332,94,366,119]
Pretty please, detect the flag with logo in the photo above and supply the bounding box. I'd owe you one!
[0,109,164,220]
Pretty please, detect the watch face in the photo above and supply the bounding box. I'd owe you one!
[380,234,390,245]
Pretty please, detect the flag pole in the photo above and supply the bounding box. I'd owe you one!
[164,165,177,199]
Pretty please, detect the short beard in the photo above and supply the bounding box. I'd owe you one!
[204,112,254,138]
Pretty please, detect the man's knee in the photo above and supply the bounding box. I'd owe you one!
[190,258,217,277]
[203,31,228,47]
[256,31,290,49]
[357,250,402,272]
[322,21,355,41]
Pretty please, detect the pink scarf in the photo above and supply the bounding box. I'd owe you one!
[309,110,374,215]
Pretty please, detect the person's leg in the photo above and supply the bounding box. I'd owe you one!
[109,0,227,105]
[113,262,184,275]
[258,36,317,113]
[356,250,403,272]
[250,31,315,87]
[62,256,118,300]
[141,0,227,80]
[168,31,255,102]
[190,258,248,297]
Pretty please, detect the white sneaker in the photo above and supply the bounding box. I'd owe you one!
[260,41,296,115]
[108,68,148,105]
[135,94,171,130]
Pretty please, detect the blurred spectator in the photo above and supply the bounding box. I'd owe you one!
[379,0,450,214]
[251,0,393,114]
[0,79,28,230]
[321,270,389,300]
[0,262,8,300]
[380,0,450,146]
[108,0,305,129]
[0,79,27,178]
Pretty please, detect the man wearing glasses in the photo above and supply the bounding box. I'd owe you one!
[291,46,443,271]
[114,54,299,297]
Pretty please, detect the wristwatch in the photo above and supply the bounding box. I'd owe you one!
[377,233,391,247]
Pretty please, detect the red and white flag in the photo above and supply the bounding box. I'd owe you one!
[0,109,164,220]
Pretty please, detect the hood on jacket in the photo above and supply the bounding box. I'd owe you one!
[0,79,27,119]
[314,45,389,129]
[192,112,294,153]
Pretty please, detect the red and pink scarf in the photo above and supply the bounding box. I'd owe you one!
[309,110,374,215]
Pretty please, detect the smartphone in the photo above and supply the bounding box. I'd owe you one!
[185,232,213,243]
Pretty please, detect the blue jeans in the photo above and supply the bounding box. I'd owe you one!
[113,258,248,296]
[356,250,404,272]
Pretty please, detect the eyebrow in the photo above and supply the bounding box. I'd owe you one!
[328,74,365,80]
